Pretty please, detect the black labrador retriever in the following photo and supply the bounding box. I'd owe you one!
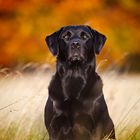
[44,25,115,140]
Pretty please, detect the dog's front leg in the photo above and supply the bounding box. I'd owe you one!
[50,114,72,140]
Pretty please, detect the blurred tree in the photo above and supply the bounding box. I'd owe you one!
[0,0,140,72]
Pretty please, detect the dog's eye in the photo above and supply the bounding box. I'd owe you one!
[63,35,69,40]
[81,32,89,40]
[63,32,71,40]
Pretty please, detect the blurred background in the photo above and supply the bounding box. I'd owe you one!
[0,0,140,72]
[0,1,140,140]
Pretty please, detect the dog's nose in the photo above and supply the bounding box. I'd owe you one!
[71,41,80,49]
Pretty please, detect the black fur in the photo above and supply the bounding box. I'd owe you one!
[44,25,115,140]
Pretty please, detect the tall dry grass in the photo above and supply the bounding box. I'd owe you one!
[0,66,140,140]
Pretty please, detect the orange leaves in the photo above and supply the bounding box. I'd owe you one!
[0,0,140,69]
[0,0,24,12]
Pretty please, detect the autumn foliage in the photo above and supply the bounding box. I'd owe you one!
[0,0,140,71]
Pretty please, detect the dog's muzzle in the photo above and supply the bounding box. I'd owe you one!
[68,51,85,63]
[69,53,83,62]
[68,41,84,62]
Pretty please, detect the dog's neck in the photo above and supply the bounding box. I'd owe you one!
[56,58,96,78]
[55,58,101,100]
[57,59,96,98]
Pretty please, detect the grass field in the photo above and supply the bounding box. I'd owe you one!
[0,68,140,140]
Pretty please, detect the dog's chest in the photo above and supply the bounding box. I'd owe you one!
[62,69,86,99]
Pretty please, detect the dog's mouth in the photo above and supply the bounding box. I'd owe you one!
[68,55,85,65]
[70,56,81,61]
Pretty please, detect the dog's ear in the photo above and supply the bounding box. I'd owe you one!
[87,26,107,54]
[45,27,63,56]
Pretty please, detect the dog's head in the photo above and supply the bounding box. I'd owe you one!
[45,25,106,64]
